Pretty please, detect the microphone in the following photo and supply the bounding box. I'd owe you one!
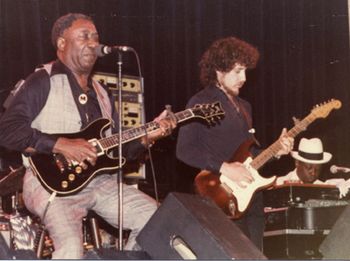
[95,44,134,57]
[330,165,350,174]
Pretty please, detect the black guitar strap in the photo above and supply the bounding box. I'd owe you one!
[233,98,261,148]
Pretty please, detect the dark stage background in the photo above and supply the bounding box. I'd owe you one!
[0,0,349,199]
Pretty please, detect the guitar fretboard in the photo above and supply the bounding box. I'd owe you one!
[99,109,194,150]
[250,113,316,170]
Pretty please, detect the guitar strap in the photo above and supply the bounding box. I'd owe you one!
[92,80,114,130]
[233,97,261,147]
[235,98,252,128]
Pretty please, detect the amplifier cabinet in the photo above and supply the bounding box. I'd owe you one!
[92,72,145,179]
[263,229,327,259]
[92,72,144,130]
[263,205,346,259]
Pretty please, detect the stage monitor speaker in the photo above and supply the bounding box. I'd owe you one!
[319,204,350,259]
[136,192,266,259]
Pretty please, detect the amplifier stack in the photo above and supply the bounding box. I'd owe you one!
[93,72,145,179]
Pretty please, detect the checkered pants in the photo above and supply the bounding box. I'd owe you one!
[22,169,157,259]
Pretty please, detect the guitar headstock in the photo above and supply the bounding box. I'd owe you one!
[192,101,225,125]
[311,99,342,118]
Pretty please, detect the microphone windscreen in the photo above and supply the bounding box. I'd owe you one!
[95,44,105,57]
[330,165,337,174]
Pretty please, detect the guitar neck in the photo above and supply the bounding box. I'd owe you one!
[250,112,317,170]
[98,109,195,150]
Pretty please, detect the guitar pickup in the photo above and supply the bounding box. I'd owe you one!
[89,138,104,156]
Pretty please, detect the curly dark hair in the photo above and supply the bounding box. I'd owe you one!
[199,37,260,87]
[51,13,94,49]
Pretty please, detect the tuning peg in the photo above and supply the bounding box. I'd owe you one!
[292,116,300,125]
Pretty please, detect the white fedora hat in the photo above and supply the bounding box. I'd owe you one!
[291,138,332,164]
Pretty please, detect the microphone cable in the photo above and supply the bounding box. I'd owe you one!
[129,49,160,206]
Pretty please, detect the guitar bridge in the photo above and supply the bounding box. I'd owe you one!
[228,200,236,217]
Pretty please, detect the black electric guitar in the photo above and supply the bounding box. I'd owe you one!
[194,99,342,219]
[29,102,224,196]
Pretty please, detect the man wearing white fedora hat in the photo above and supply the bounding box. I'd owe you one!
[276,137,350,199]
[276,137,332,185]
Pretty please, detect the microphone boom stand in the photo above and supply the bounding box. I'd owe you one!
[117,51,124,251]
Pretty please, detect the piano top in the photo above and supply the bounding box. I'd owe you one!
[263,183,348,208]
[271,183,336,189]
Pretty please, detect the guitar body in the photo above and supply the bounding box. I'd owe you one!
[194,170,238,217]
[28,102,226,196]
[29,118,126,196]
[194,139,276,219]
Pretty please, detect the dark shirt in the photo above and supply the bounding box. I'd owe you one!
[0,60,144,160]
[176,85,258,174]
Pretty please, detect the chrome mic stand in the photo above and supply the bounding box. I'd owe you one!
[116,51,124,251]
